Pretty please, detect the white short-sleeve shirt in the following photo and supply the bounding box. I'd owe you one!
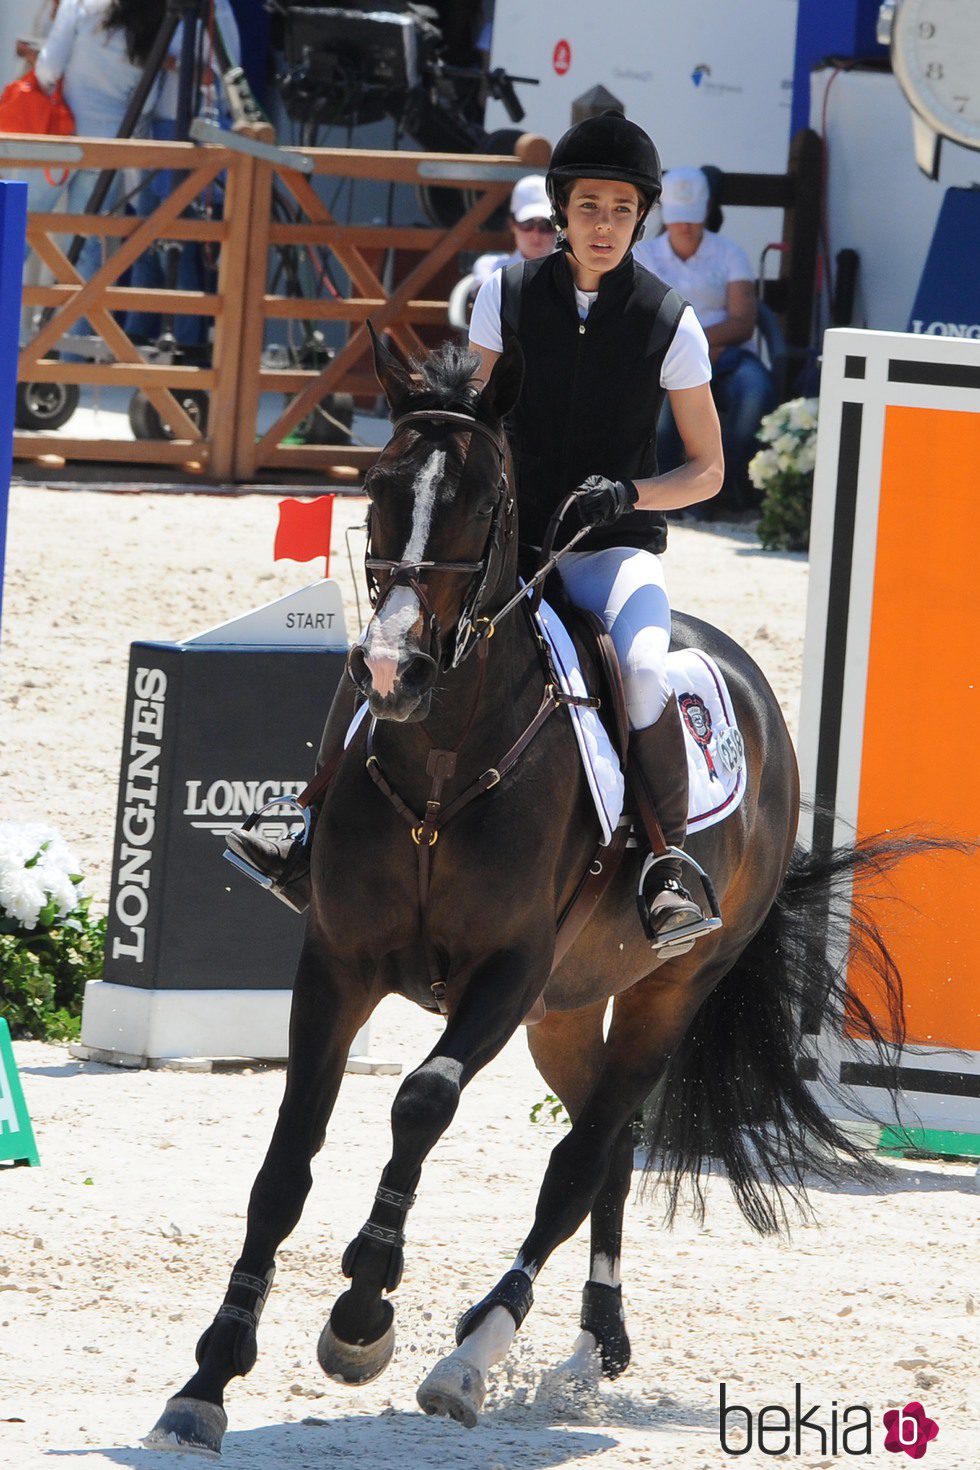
[633,231,754,332]
[468,266,711,391]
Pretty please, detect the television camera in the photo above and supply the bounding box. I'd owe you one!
[268,2,537,155]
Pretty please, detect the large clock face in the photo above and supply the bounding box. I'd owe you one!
[893,0,980,149]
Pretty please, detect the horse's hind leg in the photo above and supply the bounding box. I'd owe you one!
[144,939,373,1457]
[422,953,727,1424]
[524,1006,633,1380]
[417,1003,628,1422]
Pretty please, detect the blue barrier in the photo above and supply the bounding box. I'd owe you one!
[0,180,27,647]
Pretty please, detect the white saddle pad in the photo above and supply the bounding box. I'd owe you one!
[343,606,746,846]
[535,602,747,841]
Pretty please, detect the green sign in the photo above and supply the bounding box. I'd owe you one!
[0,1017,39,1166]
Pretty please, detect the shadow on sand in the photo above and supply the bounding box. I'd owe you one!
[45,1391,718,1468]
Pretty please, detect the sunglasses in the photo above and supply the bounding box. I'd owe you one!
[515,218,556,234]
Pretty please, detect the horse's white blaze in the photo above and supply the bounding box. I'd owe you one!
[363,449,445,692]
[590,1253,620,1288]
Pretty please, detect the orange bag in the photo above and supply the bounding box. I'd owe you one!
[0,68,75,136]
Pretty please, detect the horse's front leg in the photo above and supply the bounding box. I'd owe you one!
[144,938,374,1457]
[317,944,548,1389]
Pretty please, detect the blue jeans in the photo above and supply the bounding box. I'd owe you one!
[124,119,208,349]
[17,168,122,359]
[658,347,777,507]
[711,347,778,500]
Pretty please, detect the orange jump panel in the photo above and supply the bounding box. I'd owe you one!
[851,405,980,1050]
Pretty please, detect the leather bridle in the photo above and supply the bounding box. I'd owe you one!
[363,408,514,670]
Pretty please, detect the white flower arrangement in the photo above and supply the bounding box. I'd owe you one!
[748,397,820,493]
[0,821,86,933]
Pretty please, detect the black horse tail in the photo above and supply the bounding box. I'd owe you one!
[640,834,958,1236]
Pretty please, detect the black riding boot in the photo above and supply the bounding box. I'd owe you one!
[628,696,717,951]
[224,678,359,913]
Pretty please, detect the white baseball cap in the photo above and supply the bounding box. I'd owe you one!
[660,167,710,225]
[510,174,551,223]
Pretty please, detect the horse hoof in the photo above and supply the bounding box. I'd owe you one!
[550,1333,603,1387]
[142,1396,227,1458]
[317,1302,395,1385]
[416,1354,486,1428]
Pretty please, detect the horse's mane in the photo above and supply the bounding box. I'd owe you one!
[407,343,482,415]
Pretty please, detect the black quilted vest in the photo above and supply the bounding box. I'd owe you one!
[499,249,687,555]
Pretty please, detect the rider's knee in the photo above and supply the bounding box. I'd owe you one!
[391,1057,462,1137]
[624,666,673,731]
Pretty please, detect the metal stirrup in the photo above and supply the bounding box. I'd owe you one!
[638,846,724,944]
[238,794,313,841]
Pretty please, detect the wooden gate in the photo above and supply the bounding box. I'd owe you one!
[3,127,548,483]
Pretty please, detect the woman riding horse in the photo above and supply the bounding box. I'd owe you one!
[227,112,725,952]
[145,119,910,1452]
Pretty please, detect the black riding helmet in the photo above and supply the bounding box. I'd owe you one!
[547,110,662,244]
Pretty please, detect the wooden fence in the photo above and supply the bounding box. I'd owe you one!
[3,126,549,482]
[3,125,819,485]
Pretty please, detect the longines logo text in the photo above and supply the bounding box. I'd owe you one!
[111,667,167,963]
[719,1384,939,1458]
[183,779,307,834]
[911,319,980,338]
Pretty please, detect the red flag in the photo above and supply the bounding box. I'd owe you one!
[274,495,334,576]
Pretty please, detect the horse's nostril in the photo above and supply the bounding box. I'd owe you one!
[402,653,438,694]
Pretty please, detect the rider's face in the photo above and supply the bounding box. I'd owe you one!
[564,178,641,282]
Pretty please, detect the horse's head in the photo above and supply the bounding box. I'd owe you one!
[348,326,523,722]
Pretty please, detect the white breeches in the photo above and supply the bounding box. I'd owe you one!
[558,546,672,732]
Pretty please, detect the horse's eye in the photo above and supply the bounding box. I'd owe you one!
[476,501,495,519]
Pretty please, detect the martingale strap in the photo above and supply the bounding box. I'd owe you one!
[364,654,599,1013]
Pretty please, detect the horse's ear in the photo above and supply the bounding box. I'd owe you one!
[368,321,414,418]
[478,338,524,424]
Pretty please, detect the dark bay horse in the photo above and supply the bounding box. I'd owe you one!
[146,333,906,1451]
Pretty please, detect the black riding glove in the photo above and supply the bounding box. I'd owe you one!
[574,475,639,528]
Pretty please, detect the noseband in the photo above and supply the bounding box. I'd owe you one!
[364,408,513,669]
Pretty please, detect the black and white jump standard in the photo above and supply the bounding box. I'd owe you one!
[145,332,910,1451]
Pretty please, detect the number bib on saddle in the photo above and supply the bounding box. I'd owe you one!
[533,604,746,840]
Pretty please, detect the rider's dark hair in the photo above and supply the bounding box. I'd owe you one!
[104,0,167,69]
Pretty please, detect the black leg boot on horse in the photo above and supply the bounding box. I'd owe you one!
[224,678,359,913]
[629,693,722,953]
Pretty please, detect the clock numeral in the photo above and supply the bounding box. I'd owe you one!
[917,21,936,40]
[952,96,969,114]
[924,61,944,80]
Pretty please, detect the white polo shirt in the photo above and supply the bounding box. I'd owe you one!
[633,231,754,331]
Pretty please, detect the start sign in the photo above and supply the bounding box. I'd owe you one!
[0,1017,40,1167]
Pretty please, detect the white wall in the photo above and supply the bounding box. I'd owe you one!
[486,0,800,270]
[812,66,980,331]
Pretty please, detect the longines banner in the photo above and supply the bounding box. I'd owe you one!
[103,584,347,992]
